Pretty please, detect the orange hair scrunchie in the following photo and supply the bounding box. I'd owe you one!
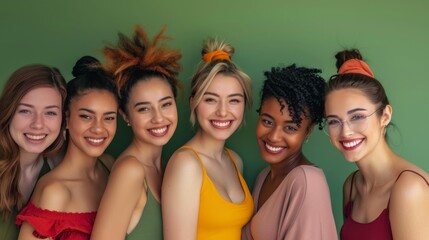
[202,50,230,62]
[338,59,374,78]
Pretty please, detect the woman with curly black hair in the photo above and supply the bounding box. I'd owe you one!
[243,64,337,240]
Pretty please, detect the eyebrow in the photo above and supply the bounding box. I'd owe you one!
[134,96,173,108]
[260,113,295,123]
[326,108,368,118]
[204,92,244,98]
[18,103,60,109]
[78,108,117,115]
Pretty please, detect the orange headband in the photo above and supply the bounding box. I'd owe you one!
[202,50,230,62]
[338,59,374,78]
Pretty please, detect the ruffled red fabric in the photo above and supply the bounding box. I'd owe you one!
[16,201,96,240]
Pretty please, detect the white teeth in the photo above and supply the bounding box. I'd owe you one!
[26,134,46,140]
[150,126,167,134]
[343,139,362,148]
[265,143,284,152]
[87,138,104,143]
[212,121,231,127]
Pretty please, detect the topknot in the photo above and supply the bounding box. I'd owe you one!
[201,38,234,60]
[103,25,182,96]
[335,49,363,70]
[72,56,102,77]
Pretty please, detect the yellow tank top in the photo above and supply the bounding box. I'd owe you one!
[180,146,254,240]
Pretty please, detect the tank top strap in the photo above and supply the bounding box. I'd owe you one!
[224,148,239,171]
[349,170,360,202]
[178,146,207,175]
[387,169,429,207]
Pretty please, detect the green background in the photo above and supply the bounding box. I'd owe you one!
[1,0,428,234]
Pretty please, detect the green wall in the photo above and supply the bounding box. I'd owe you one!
[1,0,428,233]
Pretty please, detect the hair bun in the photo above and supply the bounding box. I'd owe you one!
[72,56,101,77]
[335,49,363,70]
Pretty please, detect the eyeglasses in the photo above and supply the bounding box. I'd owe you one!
[323,107,382,136]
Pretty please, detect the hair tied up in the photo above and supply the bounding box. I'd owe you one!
[338,59,374,78]
[72,56,101,77]
[202,50,231,62]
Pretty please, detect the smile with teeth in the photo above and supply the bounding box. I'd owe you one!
[86,138,105,144]
[265,142,285,153]
[211,120,231,128]
[149,126,168,135]
[341,139,363,149]
[25,134,47,140]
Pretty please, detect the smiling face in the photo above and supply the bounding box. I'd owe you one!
[66,90,118,158]
[9,87,63,156]
[124,77,178,147]
[194,74,245,141]
[256,97,312,165]
[324,88,390,162]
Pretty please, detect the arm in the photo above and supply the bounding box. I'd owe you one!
[91,157,146,240]
[162,150,202,240]
[18,181,69,240]
[390,172,429,240]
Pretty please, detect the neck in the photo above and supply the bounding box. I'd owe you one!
[19,151,42,169]
[356,141,399,188]
[189,129,226,160]
[269,150,310,179]
[61,142,99,177]
[129,138,163,168]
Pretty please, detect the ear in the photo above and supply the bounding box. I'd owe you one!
[119,109,129,125]
[381,104,393,126]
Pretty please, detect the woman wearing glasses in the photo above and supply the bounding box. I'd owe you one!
[324,49,429,240]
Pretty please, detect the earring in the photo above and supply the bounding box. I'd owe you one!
[62,129,67,140]
[304,138,309,144]
[127,122,131,127]
[384,124,387,135]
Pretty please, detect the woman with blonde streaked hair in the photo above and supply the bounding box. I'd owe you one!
[162,38,253,240]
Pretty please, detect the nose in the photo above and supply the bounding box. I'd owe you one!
[340,120,354,137]
[267,127,282,142]
[90,119,104,134]
[216,101,227,117]
[30,113,44,130]
[151,108,164,124]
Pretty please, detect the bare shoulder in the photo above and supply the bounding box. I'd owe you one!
[164,148,203,180]
[32,177,70,212]
[111,155,146,181]
[226,148,243,172]
[391,169,429,204]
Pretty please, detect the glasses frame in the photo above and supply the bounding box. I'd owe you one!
[323,106,384,136]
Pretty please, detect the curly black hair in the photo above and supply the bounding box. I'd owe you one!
[258,64,326,129]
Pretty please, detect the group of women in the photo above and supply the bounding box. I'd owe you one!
[0,25,428,240]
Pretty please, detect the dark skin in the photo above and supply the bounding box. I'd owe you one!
[255,97,314,210]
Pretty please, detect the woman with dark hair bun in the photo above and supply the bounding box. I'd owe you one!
[16,56,119,240]
[324,49,429,240]
[0,64,66,239]
[243,64,337,240]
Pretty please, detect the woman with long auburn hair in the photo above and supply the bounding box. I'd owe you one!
[0,64,67,239]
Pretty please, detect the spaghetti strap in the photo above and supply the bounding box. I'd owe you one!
[394,170,429,186]
[178,146,207,174]
[387,169,429,207]
[349,170,359,202]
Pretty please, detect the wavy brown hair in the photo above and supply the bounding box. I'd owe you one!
[0,64,67,219]
[103,25,182,113]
